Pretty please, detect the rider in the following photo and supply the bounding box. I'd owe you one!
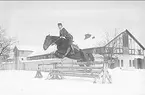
[58,23,74,57]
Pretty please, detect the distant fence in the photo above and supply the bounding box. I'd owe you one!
[23,58,77,71]
[0,62,15,70]
[0,58,77,71]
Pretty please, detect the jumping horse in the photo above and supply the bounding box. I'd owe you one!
[43,35,94,66]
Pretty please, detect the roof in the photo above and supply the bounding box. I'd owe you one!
[83,29,145,51]
[126,30,145,50]
[105,29,145,50]
[14,45,35,52]
[83,47,103,50]
[27,45,57,57]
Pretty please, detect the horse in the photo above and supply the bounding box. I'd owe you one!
[43,35,94,66]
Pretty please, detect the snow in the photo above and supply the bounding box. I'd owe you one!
[0,69,145,95]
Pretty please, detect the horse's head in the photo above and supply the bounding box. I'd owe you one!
[43,35,59,50]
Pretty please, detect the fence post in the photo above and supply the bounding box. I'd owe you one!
[102,61,107,84]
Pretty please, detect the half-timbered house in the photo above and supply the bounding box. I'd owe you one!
[83,30,145,69]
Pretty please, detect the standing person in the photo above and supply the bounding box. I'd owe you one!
[57,23,74,57]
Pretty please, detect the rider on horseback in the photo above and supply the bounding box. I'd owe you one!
[58,23,74,57]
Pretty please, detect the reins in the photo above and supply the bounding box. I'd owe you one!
[51,37,61,45]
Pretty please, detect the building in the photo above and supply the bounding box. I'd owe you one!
[13,46,33,61]
[83,30,145,69]
[13,46,33,70]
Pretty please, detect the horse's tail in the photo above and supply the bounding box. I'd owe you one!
[87,53,95,61]
[79,49,89,62]
[79,49,95,62]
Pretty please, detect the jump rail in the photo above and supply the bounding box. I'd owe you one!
[35,61,112,84]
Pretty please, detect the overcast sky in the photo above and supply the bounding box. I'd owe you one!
[0,1,145,50]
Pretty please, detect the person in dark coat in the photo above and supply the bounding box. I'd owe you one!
[58,23,74,57]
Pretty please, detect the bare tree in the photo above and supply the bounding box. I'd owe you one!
[0,27,16,62]
[99,29,121,68]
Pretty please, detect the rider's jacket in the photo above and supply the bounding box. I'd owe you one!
[60,28,73,41]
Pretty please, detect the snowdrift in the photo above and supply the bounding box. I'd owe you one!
[0,69,145,95]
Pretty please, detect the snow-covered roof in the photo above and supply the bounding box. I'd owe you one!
[28,45,57,57]
[15,45,36,51]
[13,45,57,57]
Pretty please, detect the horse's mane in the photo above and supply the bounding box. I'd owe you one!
[47,35,60,41]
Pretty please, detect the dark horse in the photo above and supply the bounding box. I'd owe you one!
[43,35,94,65]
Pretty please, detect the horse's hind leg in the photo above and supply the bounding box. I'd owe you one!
[79,64,85,67]
[85,64,91,67]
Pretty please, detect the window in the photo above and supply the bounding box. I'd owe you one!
[135,49,138,55]
[132,50,135,54]
[129,50,132,54]
[138,50,141,55]
[117,49,120,53]
[118,60,120,64]
[121,60,123,67]
[120,49,123,53]
[129,60,132,67]
[133,60,135,67]
[118,60,120,67]
[119,60,123,67]
[140,49,143,55]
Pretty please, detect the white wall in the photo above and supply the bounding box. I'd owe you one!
[0,62,15,70]
[116,54,144,69]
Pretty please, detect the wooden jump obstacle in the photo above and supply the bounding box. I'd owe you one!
[35,61,112,84]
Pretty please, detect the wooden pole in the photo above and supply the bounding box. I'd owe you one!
[13,46,19,70]
[102,61,106,84]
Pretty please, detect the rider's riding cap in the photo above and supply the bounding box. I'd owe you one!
[58,23,62,26]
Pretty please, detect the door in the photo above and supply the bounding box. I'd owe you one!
[137,58,142,69]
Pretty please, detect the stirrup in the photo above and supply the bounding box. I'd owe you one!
[70,51,75,55]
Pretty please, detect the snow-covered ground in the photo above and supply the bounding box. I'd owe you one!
[0,69,145,95]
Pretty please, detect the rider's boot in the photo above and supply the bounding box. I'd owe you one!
[70,45,75,55]
[62,47,71,58]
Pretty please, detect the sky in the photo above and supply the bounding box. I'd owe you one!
[0,1,145,50]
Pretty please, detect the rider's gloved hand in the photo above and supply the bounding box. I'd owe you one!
[51,43,55,46]
[60,36,65,39]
